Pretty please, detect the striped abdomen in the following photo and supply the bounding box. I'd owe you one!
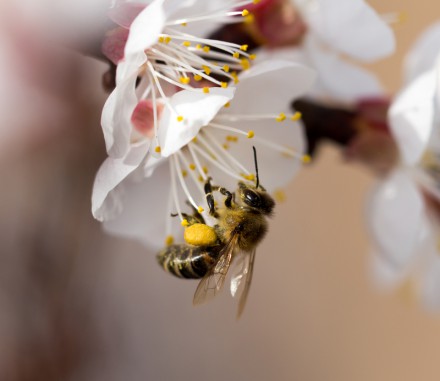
[157,244,223,279]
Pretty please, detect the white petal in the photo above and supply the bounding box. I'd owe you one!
[204,117,305,192]
[404,21,440,83]
[227,60,316,114]
[388,69,436,165]
[92,141,149,221]
[158,87,235,156]
[103,159,206,250]
[367,170,429,270]
[296,0,395,61]
[124,0,166,56]
[101,67,139,158]
[304,36,384,102]
[421,249,440,311]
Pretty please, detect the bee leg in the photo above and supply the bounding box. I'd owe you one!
[185,201,206,224]
[204,177,218,216]
[212,186,233,209]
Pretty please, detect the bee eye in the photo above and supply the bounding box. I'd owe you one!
[244,190,261,207]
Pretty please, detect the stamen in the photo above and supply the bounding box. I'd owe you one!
[173,155,199,211]
[176,151,206,198]
[169,160,183,221]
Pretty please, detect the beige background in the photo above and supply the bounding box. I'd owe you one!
[2,1,440,380]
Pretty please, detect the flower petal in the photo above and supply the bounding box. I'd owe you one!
[304,36,384,102]
[108,2,146,28]
[158,87,235,156]
[124,0,166,56]
[296,0,395,61]
[388,69,437,165]
[227,60,316,114]
[92,141,149,221]
[404,21,440,83]
[367,170,429,270]
[101,66,140,158]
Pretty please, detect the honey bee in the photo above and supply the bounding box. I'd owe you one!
[157,147,275,317]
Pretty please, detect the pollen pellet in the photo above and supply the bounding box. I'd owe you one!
[184,224,217,246]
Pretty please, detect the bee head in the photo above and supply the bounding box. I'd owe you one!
[238,182,275,215]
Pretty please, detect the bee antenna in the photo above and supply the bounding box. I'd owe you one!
[253,146,260,188]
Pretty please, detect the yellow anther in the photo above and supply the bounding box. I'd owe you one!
[240,58,251,70]
[243,173,255,181]
[203,87,210,93]
[196,44,202,50]
[253,0,261,3]
[203,46,210,53]
[222,65,230,72]
[249,54,257,60]
[247,130,255,139]
[179,77,190,84]
[276,112,286,122]
[290,111,302,121]
[181,219,189,227]
[189,163,196,170]
[197,206,204,213]
[244,14,255,24]
[155,146,161,153]
[164,36,171,44]
[274,189,286,203]
[194,74,202,81]
[181,22,187,26]
[220,82,228,88]
[226,135,238,142]
[223,143,229,150]
[198,175,204,182]
[165,235,174,246]
[232,52,240,59]
[192,137,198,143]
[224,102,231,108]
[184,223,217,246]
[158,36,164,43]
[177,115,184,122]
[202,166,208,174]
[182,41,191,47]
[231,71,239,84]
[240,44,248,51]
[302,154,312,164]
[202,65,211,75]
[181,170,188,177]
[242,9,249,16]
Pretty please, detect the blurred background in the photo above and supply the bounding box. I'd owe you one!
[1,1,440,380]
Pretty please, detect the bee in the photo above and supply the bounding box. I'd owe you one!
[157,147,275,317]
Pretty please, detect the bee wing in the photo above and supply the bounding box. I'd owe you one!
[193,235,238,306]
[236,248,257,319]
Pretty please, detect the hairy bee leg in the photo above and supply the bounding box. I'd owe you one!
[211,186,233,208]
[185,201,206,224]
[204,177,217,216]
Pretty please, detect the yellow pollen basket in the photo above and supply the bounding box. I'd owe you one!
[184,223,218,246]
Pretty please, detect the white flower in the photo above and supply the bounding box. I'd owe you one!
[92,60,315,249]
[253,0,396,102]
[367,22,440,309]
[102,0,259,159]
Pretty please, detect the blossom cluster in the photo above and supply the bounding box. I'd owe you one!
[89,0,440,310]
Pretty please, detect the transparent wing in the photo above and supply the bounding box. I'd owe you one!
[236,248,257,319]
[193,235,238,306]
